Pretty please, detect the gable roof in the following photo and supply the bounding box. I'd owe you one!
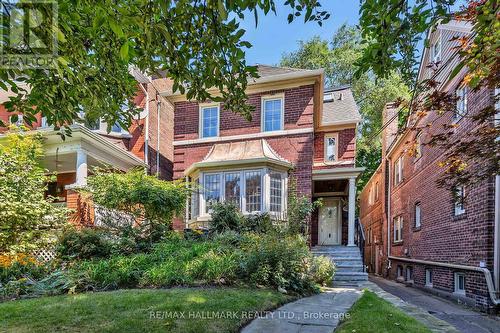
[321,86,361,126]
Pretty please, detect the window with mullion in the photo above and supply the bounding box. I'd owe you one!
[263,98,283,132]
[204,174,221,213]
[269,172,283,212]
[224,172,241,208]
[201,106,219,138]
[245,170,262,212]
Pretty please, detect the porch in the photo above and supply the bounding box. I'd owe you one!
[40,125,146,224]
[310,167,364,247]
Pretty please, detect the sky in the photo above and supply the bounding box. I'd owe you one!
[238,2,360,66]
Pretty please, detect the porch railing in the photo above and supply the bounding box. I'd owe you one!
[354,217,366,272]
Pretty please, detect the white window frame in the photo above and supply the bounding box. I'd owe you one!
[406,266,413,282]
[324,133,339,163]
[454,86,468,123]
[415,202,421,228]
[261,94,284,132]
[454,186,466,216]
[197,167,287,219]
[397,265,403,278]
[415,132,422,159]
[394,156,403,185]
[393,216,403,243]
[431,31,442,63]
[425,269,433,287]
[454,272,466,295]
[199,103,220,138]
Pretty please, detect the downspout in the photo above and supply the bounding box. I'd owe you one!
[386,156,392,271]
[388,256,500,305]
[156,95,161,176]
[138,83,149,170]
[494,174,500,293]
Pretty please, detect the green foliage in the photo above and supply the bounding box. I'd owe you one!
[239,233,319,293]
[309,255,335,286]
[209,201,243,234]
[0,129,68,253]
[241,213,275,234]
[281,25,409,187]
[0,1,328,134]
[56,228,113,261]
[286,180,321,236]
[83,168,188,241]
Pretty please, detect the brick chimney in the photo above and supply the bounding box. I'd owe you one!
[381,102,399,158]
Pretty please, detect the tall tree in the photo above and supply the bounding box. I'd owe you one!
[357,0,499,189]
[281,25,410,190]
[0,0,329,135]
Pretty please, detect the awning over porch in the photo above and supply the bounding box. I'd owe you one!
[184,139,293,176]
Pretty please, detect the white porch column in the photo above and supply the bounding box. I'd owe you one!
[75,149,88,186]
[347,176,356,246]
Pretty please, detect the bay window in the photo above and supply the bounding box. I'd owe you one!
[203,173,221,213]
[245,170,262,212]
[193,168,287,219]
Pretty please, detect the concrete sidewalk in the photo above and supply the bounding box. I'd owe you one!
[241,287,362,333]
[369,275,500,333]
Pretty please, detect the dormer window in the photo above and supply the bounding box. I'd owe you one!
[262,95,284,132]
[431,33,442,63]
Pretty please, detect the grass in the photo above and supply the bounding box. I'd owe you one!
[335,290,432,333]
[0,287,293,333]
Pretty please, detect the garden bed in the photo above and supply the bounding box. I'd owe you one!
[0,287,293,333]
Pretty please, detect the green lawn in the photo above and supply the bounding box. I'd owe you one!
[336,290,432,333]
[0,287,293,333]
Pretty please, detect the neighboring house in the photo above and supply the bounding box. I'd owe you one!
[359,20,500,311]
[0,72,175,224]
[161,65,365,245]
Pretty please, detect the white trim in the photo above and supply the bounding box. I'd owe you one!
[311,167,365,181]
[199,102,220,139]
[393,215,403,242]
[454,272,466,295]
[193,167,287,219]
[323,132,339,163]
[174,127,313,146]
[261,93,285,132]
[161,69,324,98]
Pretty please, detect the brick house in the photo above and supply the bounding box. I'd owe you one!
[161,65,365,246]
[359,20,500,311]
[0,70,175,224]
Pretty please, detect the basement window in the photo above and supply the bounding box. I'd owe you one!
[454,273,466,295]
[425,269,433,287]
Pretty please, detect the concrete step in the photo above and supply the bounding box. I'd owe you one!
[336,264,365,273]
[334,272,368,281]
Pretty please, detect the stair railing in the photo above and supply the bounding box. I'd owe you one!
[354,218,366,272]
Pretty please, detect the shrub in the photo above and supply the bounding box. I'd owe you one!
[82,168,188,236]
[309,255,335,286]
[209,202,243,234]
[241,213,275,234]
[56,228,113,260]
[239,233,318,293]
[287,180,322,236]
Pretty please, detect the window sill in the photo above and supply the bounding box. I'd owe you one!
[392,241,403,246]
[413,227,422,232]
[425,283,433,288]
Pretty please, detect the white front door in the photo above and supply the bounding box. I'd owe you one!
[318,199,341,245]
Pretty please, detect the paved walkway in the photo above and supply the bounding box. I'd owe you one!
[241,287,362,333]
[370,275,500,333]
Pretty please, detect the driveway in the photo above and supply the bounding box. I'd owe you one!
[369,275,500,333]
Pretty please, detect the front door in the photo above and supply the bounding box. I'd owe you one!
[318,199,341,245]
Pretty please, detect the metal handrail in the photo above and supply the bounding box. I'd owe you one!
[354,218,366,272]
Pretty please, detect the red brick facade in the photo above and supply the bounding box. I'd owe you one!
[359,23,498,311]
